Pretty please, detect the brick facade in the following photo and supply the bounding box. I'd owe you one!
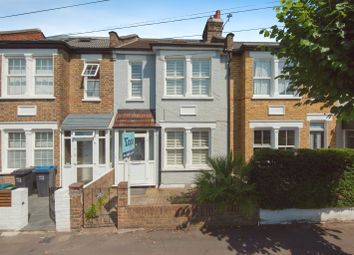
[231,51,337,160]
[69,182,84,230]
[0,47,114,187]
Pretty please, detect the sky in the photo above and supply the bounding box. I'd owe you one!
[0,0,281,41]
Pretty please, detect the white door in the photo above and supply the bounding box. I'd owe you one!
[74,139,94,184]
[129,133,148,185]
[310,131,324,149]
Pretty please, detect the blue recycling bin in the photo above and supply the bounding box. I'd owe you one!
[33,166,56,197]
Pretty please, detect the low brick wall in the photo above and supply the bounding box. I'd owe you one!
[117,182,257,230]
[0,174,15,185]
[84,169,114,189]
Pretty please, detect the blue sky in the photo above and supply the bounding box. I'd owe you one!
[0,0,280,41]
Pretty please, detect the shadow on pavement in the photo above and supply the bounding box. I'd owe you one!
[200,224,350,255]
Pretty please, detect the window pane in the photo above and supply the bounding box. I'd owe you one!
[287,130,295,146]
[99,130,105,137]
[192,131,209,147]
[8,132,26,148]
[254,60,271,77]
[35,132,53,148]
[254,79,270,95]
[166,60,184,77]
[65,139,71,164]
[131,137,145,161]
[36,58,53,75]
[131,63,142,79]
[82,64,99,77]
[8,77,26,95]
[278,130,287,146]
[263,130,271,144]
[167,149,183,165]
[345,131,354,148]
[8,58,26,75]
[8,150,26,168]
[87,80,100,98]
[149,131,154,160]
[192,149,208,164]
[192,60,210,77]
[254,131,262,145]
[192,79,209,95]
[99,138,106,164]
[131,80,142,98]
[166,79,184,95]
[167,132,184,148]
[34,149,53,166]
[35,77,53,95]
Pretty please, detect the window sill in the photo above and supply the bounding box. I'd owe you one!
[162,165,211,171]
[126,98,144,102]
[82,98,101,102]
[162,96,214,101]
[252,96,301,100]
[0,96,56,100]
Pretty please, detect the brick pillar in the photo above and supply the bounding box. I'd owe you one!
[117,181,128,229]
[69,182,84,230]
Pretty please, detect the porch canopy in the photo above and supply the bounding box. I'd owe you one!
[61,114,113,130]
[113,110,157,128]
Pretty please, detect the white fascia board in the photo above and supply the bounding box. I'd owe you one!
[0,121,58,130]
[249,120,303,129]
[307,113,333,122]
[0,49,58,55]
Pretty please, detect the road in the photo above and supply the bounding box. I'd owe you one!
[1,222,354,255]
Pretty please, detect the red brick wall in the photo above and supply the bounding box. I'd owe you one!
[0,31,45,41]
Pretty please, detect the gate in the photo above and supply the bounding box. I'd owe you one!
[49,187,57,222]
[83,187,117,228]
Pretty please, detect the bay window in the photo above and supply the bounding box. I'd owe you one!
[253,130,271,151]
[278,130,295,149]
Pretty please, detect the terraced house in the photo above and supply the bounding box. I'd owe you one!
[0,11,231,189]
[0,29,114,187]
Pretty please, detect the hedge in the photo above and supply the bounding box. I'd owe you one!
[248,149,354,209]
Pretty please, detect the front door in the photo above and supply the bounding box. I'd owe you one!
[129,133,148,185]
[75,139,93,184]
[310,131,324,149]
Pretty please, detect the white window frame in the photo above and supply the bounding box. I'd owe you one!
[191,130,210,165]
[165,59,185,97]
[82,62,100,101]
[7,131,27,169]
[7,57,27,96]
[128,62,144,100]
[34,57,54,96]
[191,59,211,96]
[165,129,185,167]
[253,129,272,150]
[250,52,300,100]
[278,129,296,149]
[253,59,272,96]
[1,54,55,99]
[33,130,54,166]
[81,63,100,77]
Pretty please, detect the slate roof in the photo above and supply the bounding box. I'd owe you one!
[233,41,279,51]
[113,110,157,128]
[61,114,113,130]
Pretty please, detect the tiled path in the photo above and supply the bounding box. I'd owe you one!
[21,195,55,231]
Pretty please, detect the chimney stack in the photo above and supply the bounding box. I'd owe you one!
[202,10,223,42]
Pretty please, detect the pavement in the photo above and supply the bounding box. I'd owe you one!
[22,194,55,231]
[1,222,354,254]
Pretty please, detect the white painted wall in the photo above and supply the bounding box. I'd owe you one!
[55,188,71,232]
[0,188,28,230]
[260,208,354,224]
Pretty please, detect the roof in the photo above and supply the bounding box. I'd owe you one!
[113,110,157,128]
[61,114,113,130]
[0,28,45,41]
[56,37,110,49]
[116,38,224,51]
[233,41,279,51]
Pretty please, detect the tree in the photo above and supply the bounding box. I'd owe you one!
[261,0,354,118]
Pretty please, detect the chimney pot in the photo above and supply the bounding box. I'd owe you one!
[214,10,221,19]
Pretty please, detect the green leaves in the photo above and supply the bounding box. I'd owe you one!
[262,0,354,117]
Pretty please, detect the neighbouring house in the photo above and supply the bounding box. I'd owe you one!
[229,42,353,161]
[0,29,114,187]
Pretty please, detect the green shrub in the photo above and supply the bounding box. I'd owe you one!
[195,154,257,218]
[249,149,354,209]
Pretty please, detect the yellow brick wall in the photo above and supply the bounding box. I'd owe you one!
[232,51,337,161]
